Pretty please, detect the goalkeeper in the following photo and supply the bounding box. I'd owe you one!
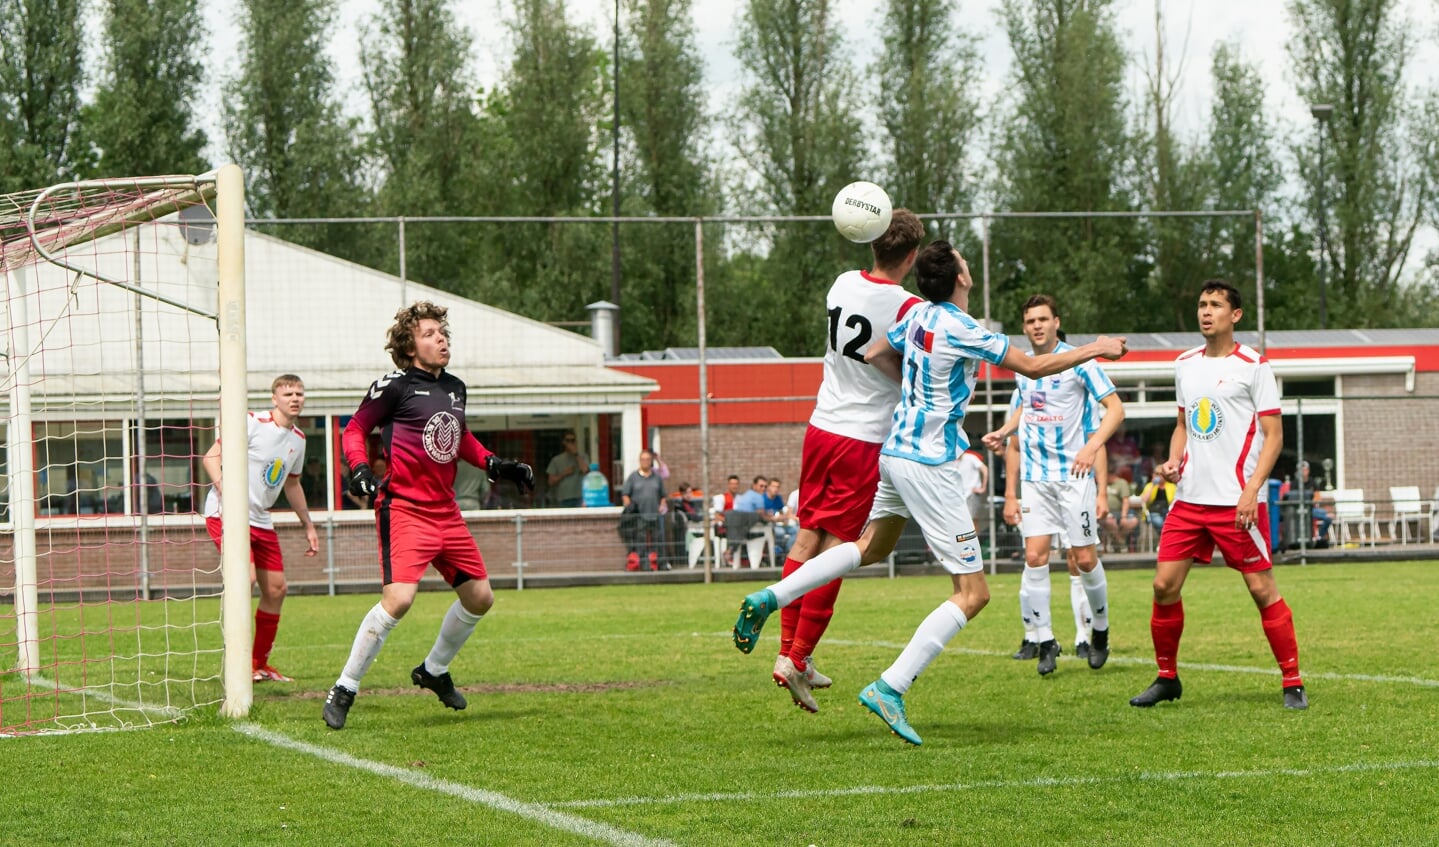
[323,301,534,730]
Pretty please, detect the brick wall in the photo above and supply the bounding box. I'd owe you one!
[1340,372,1439,503]
[651,423,807,498]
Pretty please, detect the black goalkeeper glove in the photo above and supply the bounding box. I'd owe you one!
[486,455,535,494]
[348,463,377,497]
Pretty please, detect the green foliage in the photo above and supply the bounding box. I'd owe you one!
[0,0,86,193]
[6,563,1439,844]
[83,0,208,177]
[1287,0,1429,325]
[875,0,984,248]
[989,0,1144,333]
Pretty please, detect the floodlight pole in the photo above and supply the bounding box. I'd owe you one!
[1311,103,1333,329]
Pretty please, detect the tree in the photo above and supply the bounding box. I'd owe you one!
[222,0,367,258]
[1287,0,1430,325]
[989,0,1143,333]
[84,0,208,177]
[617,0,715,352]
[0,0,86,193]
[729,0,866,354]
[360,0,484,292]
[875,0,984,244]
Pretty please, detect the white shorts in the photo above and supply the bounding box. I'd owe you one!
[871,455,983,575]
[1019,478,1100,548]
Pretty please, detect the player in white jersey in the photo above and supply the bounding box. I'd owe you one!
[202,374,320,683]
[989,295,1124,674]
[766,209,925,713]
[733,241,1127,744]
[1129,280,1306,710]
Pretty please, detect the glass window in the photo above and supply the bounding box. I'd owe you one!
[289,415,329,511]
[35,420,125,516]
[137,419,215,515]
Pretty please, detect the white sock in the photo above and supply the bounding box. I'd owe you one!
[337,603,400,692]
[424,600,484,675]
[1021,564,1054,642]
[1069,575,1091,644]
[880,601,968,695]
[1018,579,1037,643]
[1080,560,1109,632]
[769,542,861,608]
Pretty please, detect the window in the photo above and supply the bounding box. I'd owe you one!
[34,420,125,515]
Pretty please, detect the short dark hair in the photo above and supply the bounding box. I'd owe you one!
[752,475,767,486]
[1200,279,1242,309]
[727,474,740,483]
[915,241,960,302]
[1021,294,1059,320]
[870,208,924,268]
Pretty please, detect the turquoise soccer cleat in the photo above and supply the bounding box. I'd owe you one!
[859,680,922,746]
[732,589,778,654]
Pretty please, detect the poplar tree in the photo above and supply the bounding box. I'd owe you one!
[0,0,86,192]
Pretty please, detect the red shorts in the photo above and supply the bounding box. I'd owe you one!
[205,517,285,572]
[1157,501,1272,573]
[377,499,486,586]
[796,425,882,543]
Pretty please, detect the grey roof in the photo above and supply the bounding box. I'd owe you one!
[613,346,784,362]
[1042,328,1439,351]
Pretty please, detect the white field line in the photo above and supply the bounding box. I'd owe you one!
[551,758,1439,810]
[232,723,677,847]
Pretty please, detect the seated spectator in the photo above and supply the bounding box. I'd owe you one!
[764,477,794,560]
[1300,461,1333,543]
[1139,470,1175,536]
[727,476,768,565]
[1101,464,1139,553]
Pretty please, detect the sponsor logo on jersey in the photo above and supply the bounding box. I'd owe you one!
[262,458,286,489]
[910,323,934,352]
[422,411,462,463]
[448,391,461,409]
[1030,391,1047,410]
[1187,397,1224,441]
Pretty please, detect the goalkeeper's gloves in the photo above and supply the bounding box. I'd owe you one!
[348,463,377,497]
[486,455,535,494]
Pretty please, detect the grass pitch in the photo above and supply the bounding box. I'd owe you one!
[5,560,1438,845]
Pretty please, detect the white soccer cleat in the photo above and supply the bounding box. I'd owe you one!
[801,656,832,689]
[772,655,819,713]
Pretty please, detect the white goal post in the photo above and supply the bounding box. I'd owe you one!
[0,164,251,733]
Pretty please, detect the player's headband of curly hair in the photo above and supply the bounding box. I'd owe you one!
[385,301,451,369]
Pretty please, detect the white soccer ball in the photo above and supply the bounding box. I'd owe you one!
[831,181,893,243]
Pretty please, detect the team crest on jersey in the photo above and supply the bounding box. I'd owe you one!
[422,411,462,463]
[1187,397,1224,441]
[262,458,286,489]
[1030,391,1047,410]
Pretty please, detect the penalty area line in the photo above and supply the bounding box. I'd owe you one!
[232,723,677,847]
[551,757,1439,809]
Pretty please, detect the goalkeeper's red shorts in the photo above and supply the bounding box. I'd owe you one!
[377,498,487,586]
[205,517,285,572]
[1156,501,1272,573]
[796,425,882,543]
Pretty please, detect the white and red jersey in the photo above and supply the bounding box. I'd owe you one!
[808,270,922,443]
[203,411,306,529]
[1173,342,1281,506]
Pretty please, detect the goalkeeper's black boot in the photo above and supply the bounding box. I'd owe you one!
[323,685,356,730]
[412,663,468,710]
[1129,675,1183,707]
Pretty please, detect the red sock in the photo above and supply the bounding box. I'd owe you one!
[790,577,843,671]
[1151,600,1184,679]
[1260,598,1302,687]
[253,609,280,668]
[778,557,804,658]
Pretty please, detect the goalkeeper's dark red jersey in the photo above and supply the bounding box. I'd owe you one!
[342,367,493,510]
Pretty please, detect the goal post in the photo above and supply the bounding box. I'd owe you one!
[0,164,251,733]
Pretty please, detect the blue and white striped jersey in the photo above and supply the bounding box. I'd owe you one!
[1011,342,1116,481]
[881,301,1009,466]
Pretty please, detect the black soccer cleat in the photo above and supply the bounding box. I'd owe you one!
[1037,639,1061,676]
[323,685,356,730]
[1087,628,1110,670]
[1075,642,1090,660]
[1129,675,1183,707]
[412,663,468,710]
[1283,685,1309,710]
[1012,639,1039,660]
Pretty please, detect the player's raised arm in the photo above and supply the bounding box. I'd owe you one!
[863,336,903,383]
[1001,336,1127,380]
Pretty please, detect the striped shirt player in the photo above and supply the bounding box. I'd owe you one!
[1131,280,1304,711]
[771,212,926,715]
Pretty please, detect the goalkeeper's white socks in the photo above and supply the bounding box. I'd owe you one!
[769,542,860,608]
[337,603,399,692]
[424,600,484,675]
[1079,560,1110,632]
[1020,564,1054,642]
[880,601,968,695]
[1069,574,1090,644]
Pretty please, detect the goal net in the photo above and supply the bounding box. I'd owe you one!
[0,166,250,734]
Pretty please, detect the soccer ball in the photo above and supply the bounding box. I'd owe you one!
[831,181,893,243]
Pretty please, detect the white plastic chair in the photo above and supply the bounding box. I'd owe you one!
[719,510,775,568]
[1331,489,1378,547]
[1388,486,1431,544]
[685,521,723,568]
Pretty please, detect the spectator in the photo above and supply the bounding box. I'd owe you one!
[734,476,768,512]
[545,431,588,507]
[454,458,485,511]
[1107,426,1140,480]
[726,475,769,567]
[133,468,164,515]
[1300,462,1332,543]
[764,478,794,560]
[1139,470,1176,538]
[1101,464,1140,553]
[711,474,742,516]
[621,449,668,571]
